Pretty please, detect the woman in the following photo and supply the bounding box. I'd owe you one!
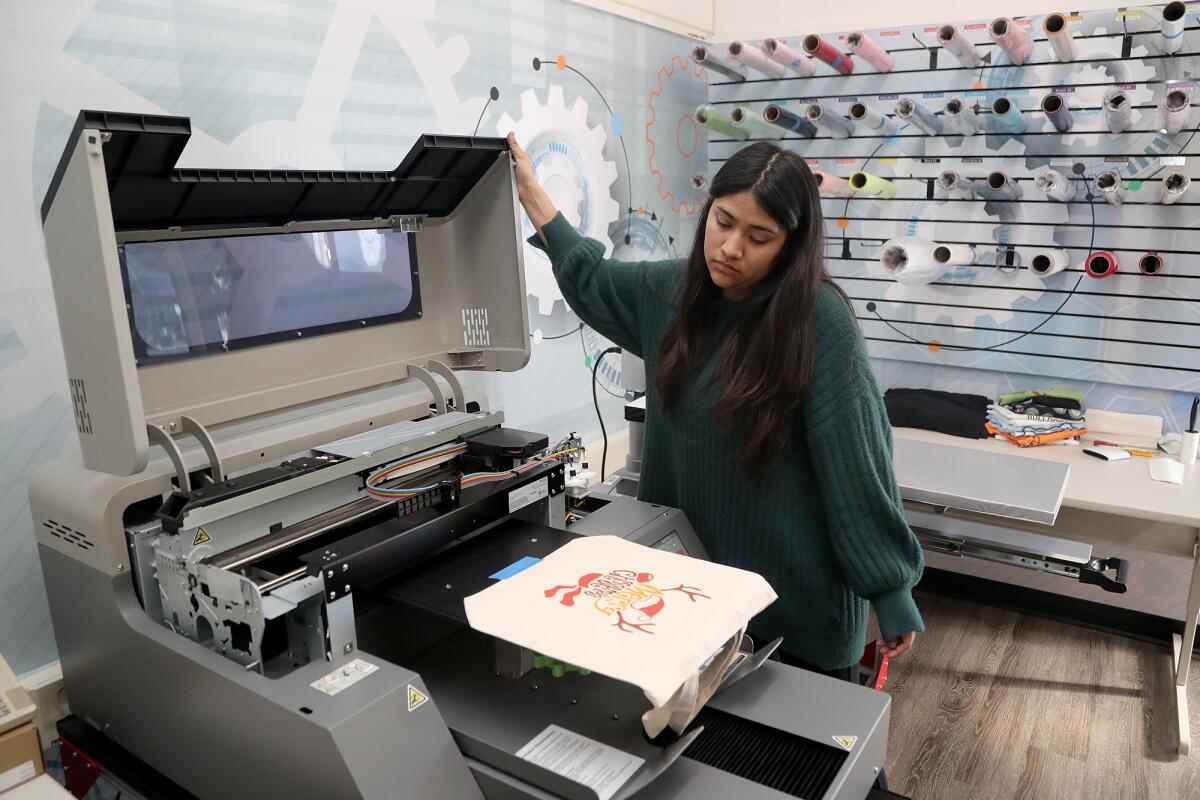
[509,133,923,677]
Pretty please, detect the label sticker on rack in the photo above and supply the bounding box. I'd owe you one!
[833,735,858,751]
[192,527,211,547]
[311,658,379,696]
[408,684,429,712]
[509,477,549,514]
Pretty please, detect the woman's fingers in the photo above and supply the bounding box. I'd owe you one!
[506,131,557,229]
[876,633,916,658]
[508,132,531,171]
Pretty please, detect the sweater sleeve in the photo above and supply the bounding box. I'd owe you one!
[803,285,926,641]
[528,212,677,358]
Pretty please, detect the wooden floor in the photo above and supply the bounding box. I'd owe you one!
[881,592,1200,800]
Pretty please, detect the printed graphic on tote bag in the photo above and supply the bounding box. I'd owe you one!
[543,569,709,634]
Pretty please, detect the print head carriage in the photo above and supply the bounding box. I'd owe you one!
[543,568,710,633]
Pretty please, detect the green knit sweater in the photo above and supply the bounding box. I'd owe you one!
[533,213,924,669]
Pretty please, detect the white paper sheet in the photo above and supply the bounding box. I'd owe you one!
[516,725,644,800]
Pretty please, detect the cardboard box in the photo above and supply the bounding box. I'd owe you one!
[0,723,43,793]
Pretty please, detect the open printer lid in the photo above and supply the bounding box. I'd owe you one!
[40,110,529,477]
[41,110,509,230]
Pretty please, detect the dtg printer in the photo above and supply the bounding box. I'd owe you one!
[30,110,891,800]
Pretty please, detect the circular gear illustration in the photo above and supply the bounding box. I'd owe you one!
[646,54,709,216]
[498,85,621,316]
[613,213,673,262]
[884,196,1067,328]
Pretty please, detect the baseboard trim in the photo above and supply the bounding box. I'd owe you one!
[916,567,1200,655]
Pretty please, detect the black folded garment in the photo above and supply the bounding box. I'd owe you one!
[883,388,990,439]
[1028,394,1082,411]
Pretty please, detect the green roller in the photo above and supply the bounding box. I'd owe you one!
[694,105,749,139]
[849,171,897,199]
[532,654,592,678]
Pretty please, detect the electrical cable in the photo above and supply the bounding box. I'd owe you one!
[364,442,469,498]
[579,326,625,398]
[592,346,622,480]
[533,322,584,341]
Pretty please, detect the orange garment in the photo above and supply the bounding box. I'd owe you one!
[986,423,1088,448]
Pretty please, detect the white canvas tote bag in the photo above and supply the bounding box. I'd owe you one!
[464,535,777,733]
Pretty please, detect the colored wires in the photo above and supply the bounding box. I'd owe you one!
[364,442,467,499]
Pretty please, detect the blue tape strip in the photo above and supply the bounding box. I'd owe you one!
[489,556,542,580]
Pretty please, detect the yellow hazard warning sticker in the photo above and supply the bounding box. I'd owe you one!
[192,527,211,546]
[408,684,429,712]
[833,735,858,751]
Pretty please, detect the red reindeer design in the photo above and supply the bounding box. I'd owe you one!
[543,572,604,607]
[545,570,710,634]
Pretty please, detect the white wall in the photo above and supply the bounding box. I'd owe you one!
[567,0,716,39]
[715,0,1164,42]
[575,0,1166,42]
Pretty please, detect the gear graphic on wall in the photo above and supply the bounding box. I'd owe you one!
[886,196,1066,328]
[498,85,620,315]
[181,1,484,171]
[646,54,709,216]
[613,213,673,262]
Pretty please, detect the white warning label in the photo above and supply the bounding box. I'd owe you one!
[508,476,549,514]
[311,658,379,696]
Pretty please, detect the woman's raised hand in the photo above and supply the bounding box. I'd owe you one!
[508,132,558,234]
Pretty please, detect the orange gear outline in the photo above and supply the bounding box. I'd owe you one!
[646,54,709,216]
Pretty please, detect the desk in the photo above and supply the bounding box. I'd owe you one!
[892,427,1200,755]
[0,777,72,799]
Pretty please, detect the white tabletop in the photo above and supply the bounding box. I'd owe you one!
[892,427,1200,528]
[0,776,73,799]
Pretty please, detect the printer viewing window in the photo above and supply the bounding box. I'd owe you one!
[120,228,421,363]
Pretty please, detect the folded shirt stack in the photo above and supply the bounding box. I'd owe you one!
[986,388,1087,448]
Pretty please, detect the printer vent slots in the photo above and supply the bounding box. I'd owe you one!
[43,519,95,551]
[69,377,92,435]
[462,308,491,347]
[683,707,849,798]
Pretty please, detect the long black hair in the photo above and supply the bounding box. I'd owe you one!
[654,141,843,470]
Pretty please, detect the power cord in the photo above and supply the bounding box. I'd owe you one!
[531,322,584,341]
[592,346,622,480]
